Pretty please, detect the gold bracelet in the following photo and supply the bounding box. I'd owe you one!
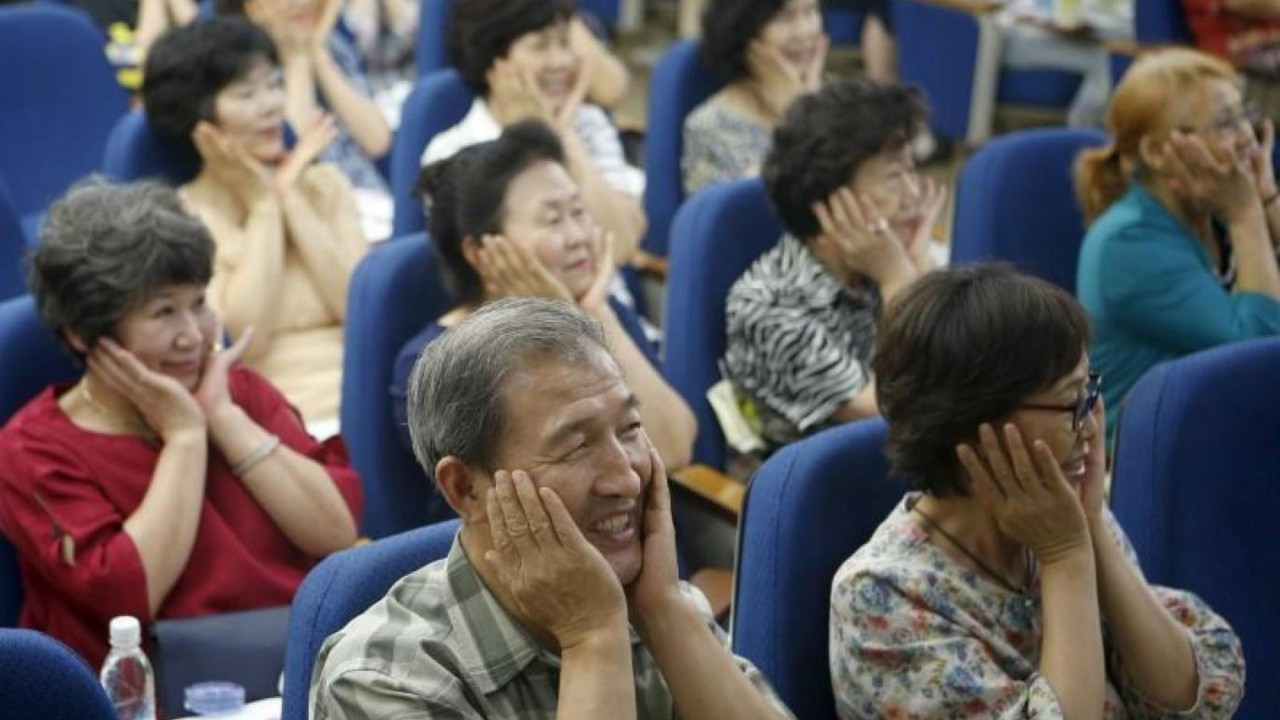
[232,435,281,477]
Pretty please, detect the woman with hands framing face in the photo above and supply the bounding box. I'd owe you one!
[829,265,1244,720]
[216,0,393,193]
[1076,48,1280,433]
[144,18,368,424]
[423,0,645,265]
[683,0,830,194]
[722,78,945,448]
[0,180,361,671]
[392,120,696,473]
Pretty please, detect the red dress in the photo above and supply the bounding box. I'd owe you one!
[0,366,363,669]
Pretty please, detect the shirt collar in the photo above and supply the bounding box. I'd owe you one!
[442,537,642,694]
[780,234,870,304]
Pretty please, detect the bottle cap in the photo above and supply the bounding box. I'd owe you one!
[108,616,141,648]
[184,682,246,715]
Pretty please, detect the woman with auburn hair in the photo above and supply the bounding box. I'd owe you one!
[1075,48,1280,430]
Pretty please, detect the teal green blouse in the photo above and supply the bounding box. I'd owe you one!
[1076,184,1280,430]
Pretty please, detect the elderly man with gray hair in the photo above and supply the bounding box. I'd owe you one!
[310,298,793,720]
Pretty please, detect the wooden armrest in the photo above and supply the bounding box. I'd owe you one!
[671,464,744,518]
[901,0,1000,16]
[630,249,669,281]
[690,568,734,621]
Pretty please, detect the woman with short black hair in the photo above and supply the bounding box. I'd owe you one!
[0,179,361,671]
[144,18,368,424]
[829,264,1245,719]
[393,120,695,470]
[720,78,945,448]
[422,0,645,265]
[682,0,829,195]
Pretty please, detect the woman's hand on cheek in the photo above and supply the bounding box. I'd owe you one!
[487,61,552,128]
[275,113,337,191]
[88,339,206,441]
[957,423,1090,565]
[194,327,254,421]
[802,33,830,93]
[553,59,591,132]
[1078,398,1108,526]
[577,228,614,314]
[193,122,273,204]
[473,235,574,303]
[904,176,947,273]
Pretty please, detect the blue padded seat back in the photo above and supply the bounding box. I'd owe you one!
[102,111,201,185]
[641,40,724,258]
[0,6,128,227]
[662,178,779,470]
[281,519,460,720]
[732,419,902,720]
[390,70,473,237]
[0,629,117,718]
[1111,338,1280,720]
[341,233,455,538]
[952,127,1107,293]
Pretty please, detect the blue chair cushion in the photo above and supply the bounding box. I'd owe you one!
[281,519,460,720]
[731,418,903,720]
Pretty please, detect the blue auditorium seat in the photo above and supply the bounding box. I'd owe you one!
[952,126,1107,293]
[341,233,455,538]
[281,519,459,720]
[1111,338,1280,720]
[732,418,902,719]
[662,178,779,470]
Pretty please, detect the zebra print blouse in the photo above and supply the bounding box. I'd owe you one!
[721,234,880,447]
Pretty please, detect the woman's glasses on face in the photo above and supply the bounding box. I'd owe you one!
[1196,103,1263,139]
[1019,371,1102,433]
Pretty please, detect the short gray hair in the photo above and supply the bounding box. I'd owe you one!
[407,298,608,481]
[30,177,214,353]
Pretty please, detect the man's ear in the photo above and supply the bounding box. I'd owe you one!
[435,456,489,523]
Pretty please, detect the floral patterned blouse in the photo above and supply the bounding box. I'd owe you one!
[830,495,1245,719]
[681,95,773,196]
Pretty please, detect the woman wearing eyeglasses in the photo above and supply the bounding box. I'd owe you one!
[829,266,1244,720]
[1075,48,1280,433]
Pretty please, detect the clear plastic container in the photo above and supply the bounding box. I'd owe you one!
[184,681,246,716]
[100,616,156,720]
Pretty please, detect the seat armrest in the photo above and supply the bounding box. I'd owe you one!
[671,464,744,519]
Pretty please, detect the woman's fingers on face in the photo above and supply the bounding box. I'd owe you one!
[1002,423,1044,489]
[829,188,855,229]
[957,443,1003,501]
[1031,440,1071,493]
[978,423,1021,492]
[813,201,836,236]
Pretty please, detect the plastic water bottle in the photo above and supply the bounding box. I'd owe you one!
[100,616,156,720]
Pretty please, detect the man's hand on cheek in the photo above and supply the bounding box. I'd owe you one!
[484,470,628,650]
[626,447,684,632]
